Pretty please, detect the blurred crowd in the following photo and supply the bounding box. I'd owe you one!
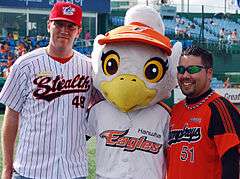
[219,28,238,45]
[0,32,49,77]
[174,15,195,39]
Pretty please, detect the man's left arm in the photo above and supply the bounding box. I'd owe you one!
[221,146,239,179]
[208,96,240,179]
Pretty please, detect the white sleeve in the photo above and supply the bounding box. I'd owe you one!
[0,61,28,112]
[86,105,98,136]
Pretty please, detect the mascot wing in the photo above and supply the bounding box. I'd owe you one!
[166,42,182,92]
[91,34,106,74]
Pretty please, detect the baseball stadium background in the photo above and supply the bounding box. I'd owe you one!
[0,0,240,178]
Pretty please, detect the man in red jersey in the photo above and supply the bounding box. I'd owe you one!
[167,45,240,179]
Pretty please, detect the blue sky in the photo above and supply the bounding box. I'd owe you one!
[138,0,239,13]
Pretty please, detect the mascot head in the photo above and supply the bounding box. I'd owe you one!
[92,5,182,112]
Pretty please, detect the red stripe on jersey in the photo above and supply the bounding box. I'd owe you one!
[213,100,230,133]
[213,99,236,134]
[218,99,236,134]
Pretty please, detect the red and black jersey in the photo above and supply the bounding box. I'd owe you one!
[167,90,240,179]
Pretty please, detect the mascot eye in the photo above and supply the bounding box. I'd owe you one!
[144,58,168,83]
[102,52,120,76]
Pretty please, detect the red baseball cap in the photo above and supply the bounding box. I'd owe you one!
[49,2,82,27]
[98,22,172,56]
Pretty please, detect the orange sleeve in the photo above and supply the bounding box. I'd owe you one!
[214,133,240,157]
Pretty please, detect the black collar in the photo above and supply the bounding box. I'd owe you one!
[186,88,213,104]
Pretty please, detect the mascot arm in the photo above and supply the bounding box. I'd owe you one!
[163,114,170,149]
[86,107,98,137]
[158,101,171,149]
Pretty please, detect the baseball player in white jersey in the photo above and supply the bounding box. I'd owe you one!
[0,2,92,179]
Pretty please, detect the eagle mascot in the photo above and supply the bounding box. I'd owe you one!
[87,5,182,179]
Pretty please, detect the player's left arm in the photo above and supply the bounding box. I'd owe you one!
[208,97,240,179]
[158,101,171,154]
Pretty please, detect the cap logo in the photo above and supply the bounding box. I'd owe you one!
[62,6,75,15]
[132,26,150,32]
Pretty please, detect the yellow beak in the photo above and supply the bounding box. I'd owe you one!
[100,74,156,112]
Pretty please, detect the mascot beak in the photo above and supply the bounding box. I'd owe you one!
[100,74,156,112]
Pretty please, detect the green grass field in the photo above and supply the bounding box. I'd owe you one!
[0,114,96,178]
[87,137,96,179]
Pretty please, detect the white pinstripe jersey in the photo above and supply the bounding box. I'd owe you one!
[0,47,93,179]
[87,100,170,179]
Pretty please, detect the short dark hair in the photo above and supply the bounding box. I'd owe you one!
[181,45,213,68]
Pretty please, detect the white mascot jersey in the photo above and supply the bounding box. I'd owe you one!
[88,5,182,179]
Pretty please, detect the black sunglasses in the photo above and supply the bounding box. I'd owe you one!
[53,20,78,31]
[177,65,206,74]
